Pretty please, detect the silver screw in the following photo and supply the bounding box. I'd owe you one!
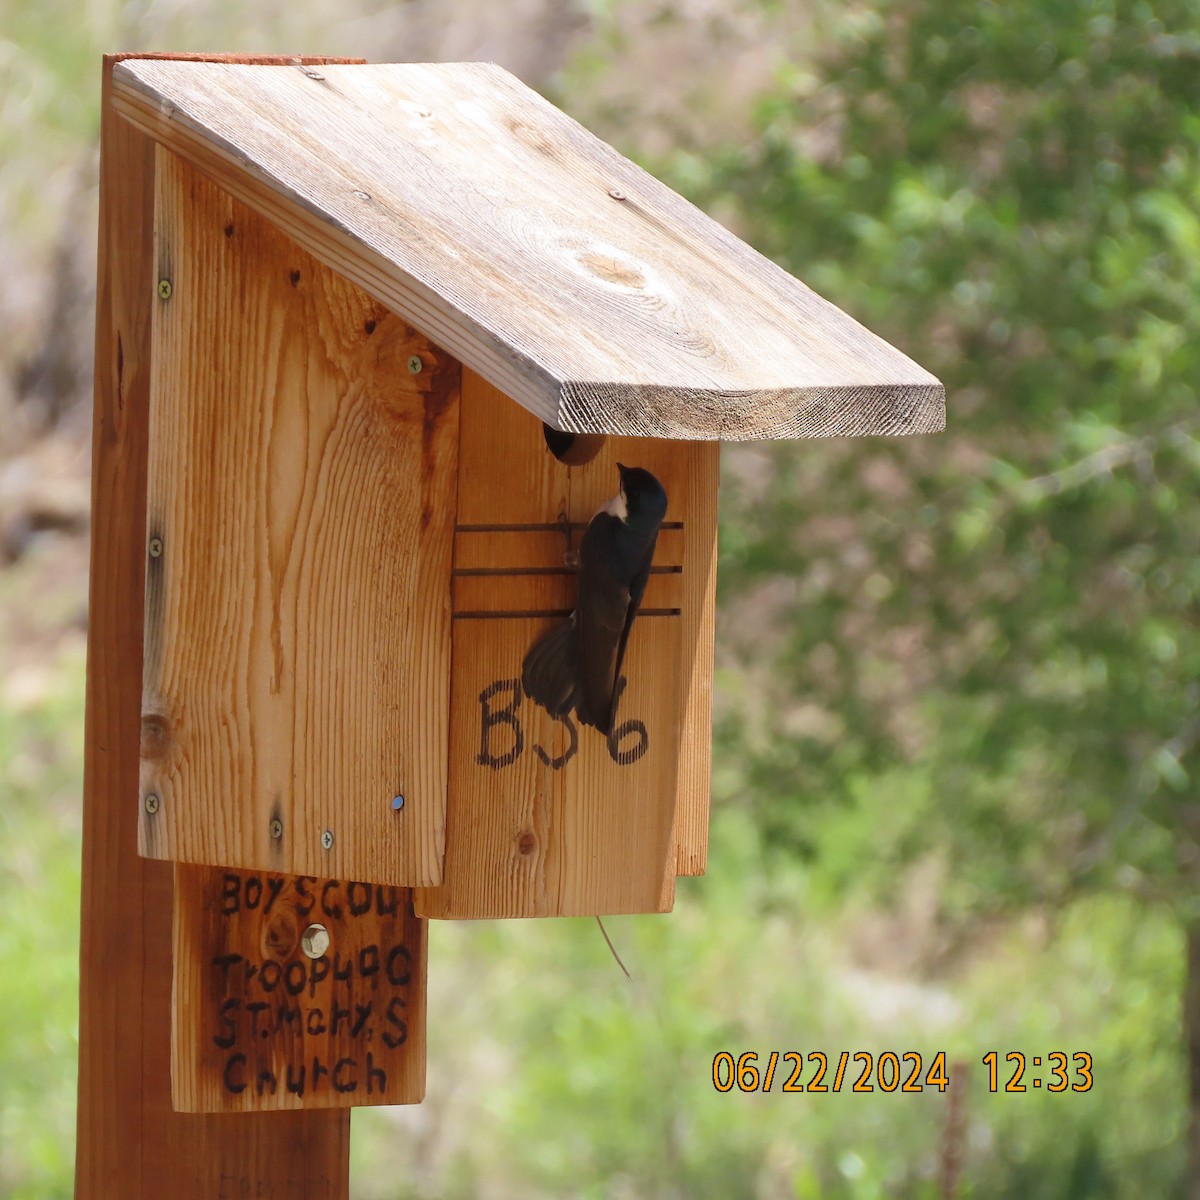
[157,279,172,300]
[148,537,163,558]
[321,829,334,850]
[407,355,424,374]
[608,188,626,201]
[300,923,330,959]
[144,793,160,815]
[269,818,283,840]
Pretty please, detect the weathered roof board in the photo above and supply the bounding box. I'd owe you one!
[112,59,944,441]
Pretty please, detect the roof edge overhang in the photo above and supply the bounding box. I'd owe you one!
[111,59,945,441]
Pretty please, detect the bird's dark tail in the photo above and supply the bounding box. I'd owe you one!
[521,615,581,720]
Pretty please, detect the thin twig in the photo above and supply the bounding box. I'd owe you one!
[595,916,632,982]
[1021,415,1199,500]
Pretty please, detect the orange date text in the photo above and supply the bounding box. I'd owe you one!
[711,1051,950,1094]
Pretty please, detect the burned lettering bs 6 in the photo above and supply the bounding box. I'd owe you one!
[209,873,416,1102]
[477,676,648,770]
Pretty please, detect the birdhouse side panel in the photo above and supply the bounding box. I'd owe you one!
[140,151,459,887]
[673,440,718,877]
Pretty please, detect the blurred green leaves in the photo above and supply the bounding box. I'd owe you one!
[0,617,84,1199]
[667,0,1200,920]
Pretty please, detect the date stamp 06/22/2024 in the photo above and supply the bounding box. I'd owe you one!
[712,1051,1094,1095]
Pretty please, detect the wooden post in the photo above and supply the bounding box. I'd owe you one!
[77,54,355,1200]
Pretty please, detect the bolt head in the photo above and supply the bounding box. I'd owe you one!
[269,818,283,840]
[144,793,160,815]
[157,279,172,300]
[300,923,331,959]
[321,829,334,850]
[407,355,424,374]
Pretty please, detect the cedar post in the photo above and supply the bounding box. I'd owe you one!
[77,53,354,1200]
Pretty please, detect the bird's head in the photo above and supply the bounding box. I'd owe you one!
[616,463,668,525]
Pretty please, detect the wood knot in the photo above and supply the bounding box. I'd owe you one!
[576,250,646,290]
[516,831,537,856]
[140,713,173,760]
[262,911,299,960]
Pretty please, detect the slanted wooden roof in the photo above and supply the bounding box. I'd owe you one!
[112,59,944,441]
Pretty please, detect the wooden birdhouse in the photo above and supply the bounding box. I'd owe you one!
[79,52,943,1196]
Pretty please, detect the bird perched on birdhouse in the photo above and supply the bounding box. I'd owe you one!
[523,464,668,734]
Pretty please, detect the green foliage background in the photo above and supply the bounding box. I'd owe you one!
[1,0,1197,1196]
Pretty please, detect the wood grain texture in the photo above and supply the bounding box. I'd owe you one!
[673,442,719,876]
[173,865,426,1112]
[451,566,683,616]
[78,53,350,1200]
[454,526,685,570]
[141,150,459,887]
[109,59,946,442]
[415,370,714,918]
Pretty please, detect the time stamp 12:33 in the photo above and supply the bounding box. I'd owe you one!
[711,1051,1094,1094]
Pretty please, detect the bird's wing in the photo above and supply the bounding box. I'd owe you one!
[576,563,631,733]
[609,534,659,708]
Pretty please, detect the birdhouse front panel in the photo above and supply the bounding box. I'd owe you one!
[140,152,459,887]
[414,372,717,919]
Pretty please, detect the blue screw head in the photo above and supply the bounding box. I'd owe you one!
[392,794,405,811]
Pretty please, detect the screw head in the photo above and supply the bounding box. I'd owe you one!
[300,923,331,959]
[148,536,163,558]
[144,793,160,815]
[392,794,405,811]
[321,829,334,850]
[269,818,283,840]
[407,355,423,374]
[608,188,626,201]
[157,279,172,300]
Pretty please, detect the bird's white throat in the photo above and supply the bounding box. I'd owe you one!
[599,489,628,522]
